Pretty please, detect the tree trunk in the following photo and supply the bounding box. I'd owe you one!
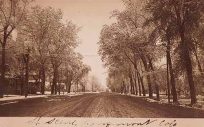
[135,71,141,96]
[51,80,54,94]
[175,8,197,104]
[137,70,146,96]
[137,72,144,96]
[129,74,134,94]
[41,66,46,95]
[139,62,146,96]
[134,70,139,95]
[184,47,197,104]
[58,83,61,95]
[128,68,134,94]
[82,84,85,92]
[167,37,178,103]
[66,76,72,94]
[193,46,204,79]
[52,67,58,95]
[133,62,139,96]
[24,54,29,98]
[147,56,160,100]
[67,82,71,93]
[140,55,153,98]
[0,43,6,98]
[166,53,171,103]
[20,71,24,95]
[181,30,197,104]
[76,81,79,92]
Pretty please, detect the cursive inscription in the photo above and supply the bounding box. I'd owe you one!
[27,117,177,127]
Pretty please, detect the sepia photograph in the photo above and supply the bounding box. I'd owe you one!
[0,0,204,126]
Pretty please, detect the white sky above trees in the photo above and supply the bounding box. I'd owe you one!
[34,0,124,88]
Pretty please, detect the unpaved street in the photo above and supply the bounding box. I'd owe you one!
[0,93,204,117]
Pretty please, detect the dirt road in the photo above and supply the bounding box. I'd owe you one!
[0,93,204,117]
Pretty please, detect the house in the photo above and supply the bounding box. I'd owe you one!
[3,73,41,95]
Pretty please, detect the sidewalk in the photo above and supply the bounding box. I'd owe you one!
[0,92,85,102]
[123,93,204,111]
[0,94,49,102]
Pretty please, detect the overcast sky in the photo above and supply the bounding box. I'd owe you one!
[34,0,124,87]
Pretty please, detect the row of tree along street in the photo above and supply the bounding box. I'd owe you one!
[98,0,204,105]
[0,0,91,98]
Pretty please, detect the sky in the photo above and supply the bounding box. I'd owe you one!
[34,0,124,87]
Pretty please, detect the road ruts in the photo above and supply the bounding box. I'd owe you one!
[0,92,204,118]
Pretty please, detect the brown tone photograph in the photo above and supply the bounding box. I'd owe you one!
[0,0,204,119]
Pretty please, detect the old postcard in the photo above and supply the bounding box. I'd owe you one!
[0,0,204,127]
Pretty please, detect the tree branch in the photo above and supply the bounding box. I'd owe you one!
[0,4,8,23]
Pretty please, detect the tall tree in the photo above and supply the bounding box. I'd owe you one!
[23,6,63,94]
[48,20,79,94]
[0,0,32,98]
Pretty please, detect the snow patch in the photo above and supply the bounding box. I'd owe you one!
[67,92,84,97]
[47,99,64,102]
[0,95,48,102]
[0,101,18,106]
[120,93,204,110]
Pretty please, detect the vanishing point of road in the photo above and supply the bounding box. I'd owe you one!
[0,93,204,117]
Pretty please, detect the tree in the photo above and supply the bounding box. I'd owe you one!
[145,0,179,103]
[99,7,165,99]
[0,0,32,98]
[172,0,204,104]
[22,6,63,94]
[48,20,79,94]
[145,0,204,104]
